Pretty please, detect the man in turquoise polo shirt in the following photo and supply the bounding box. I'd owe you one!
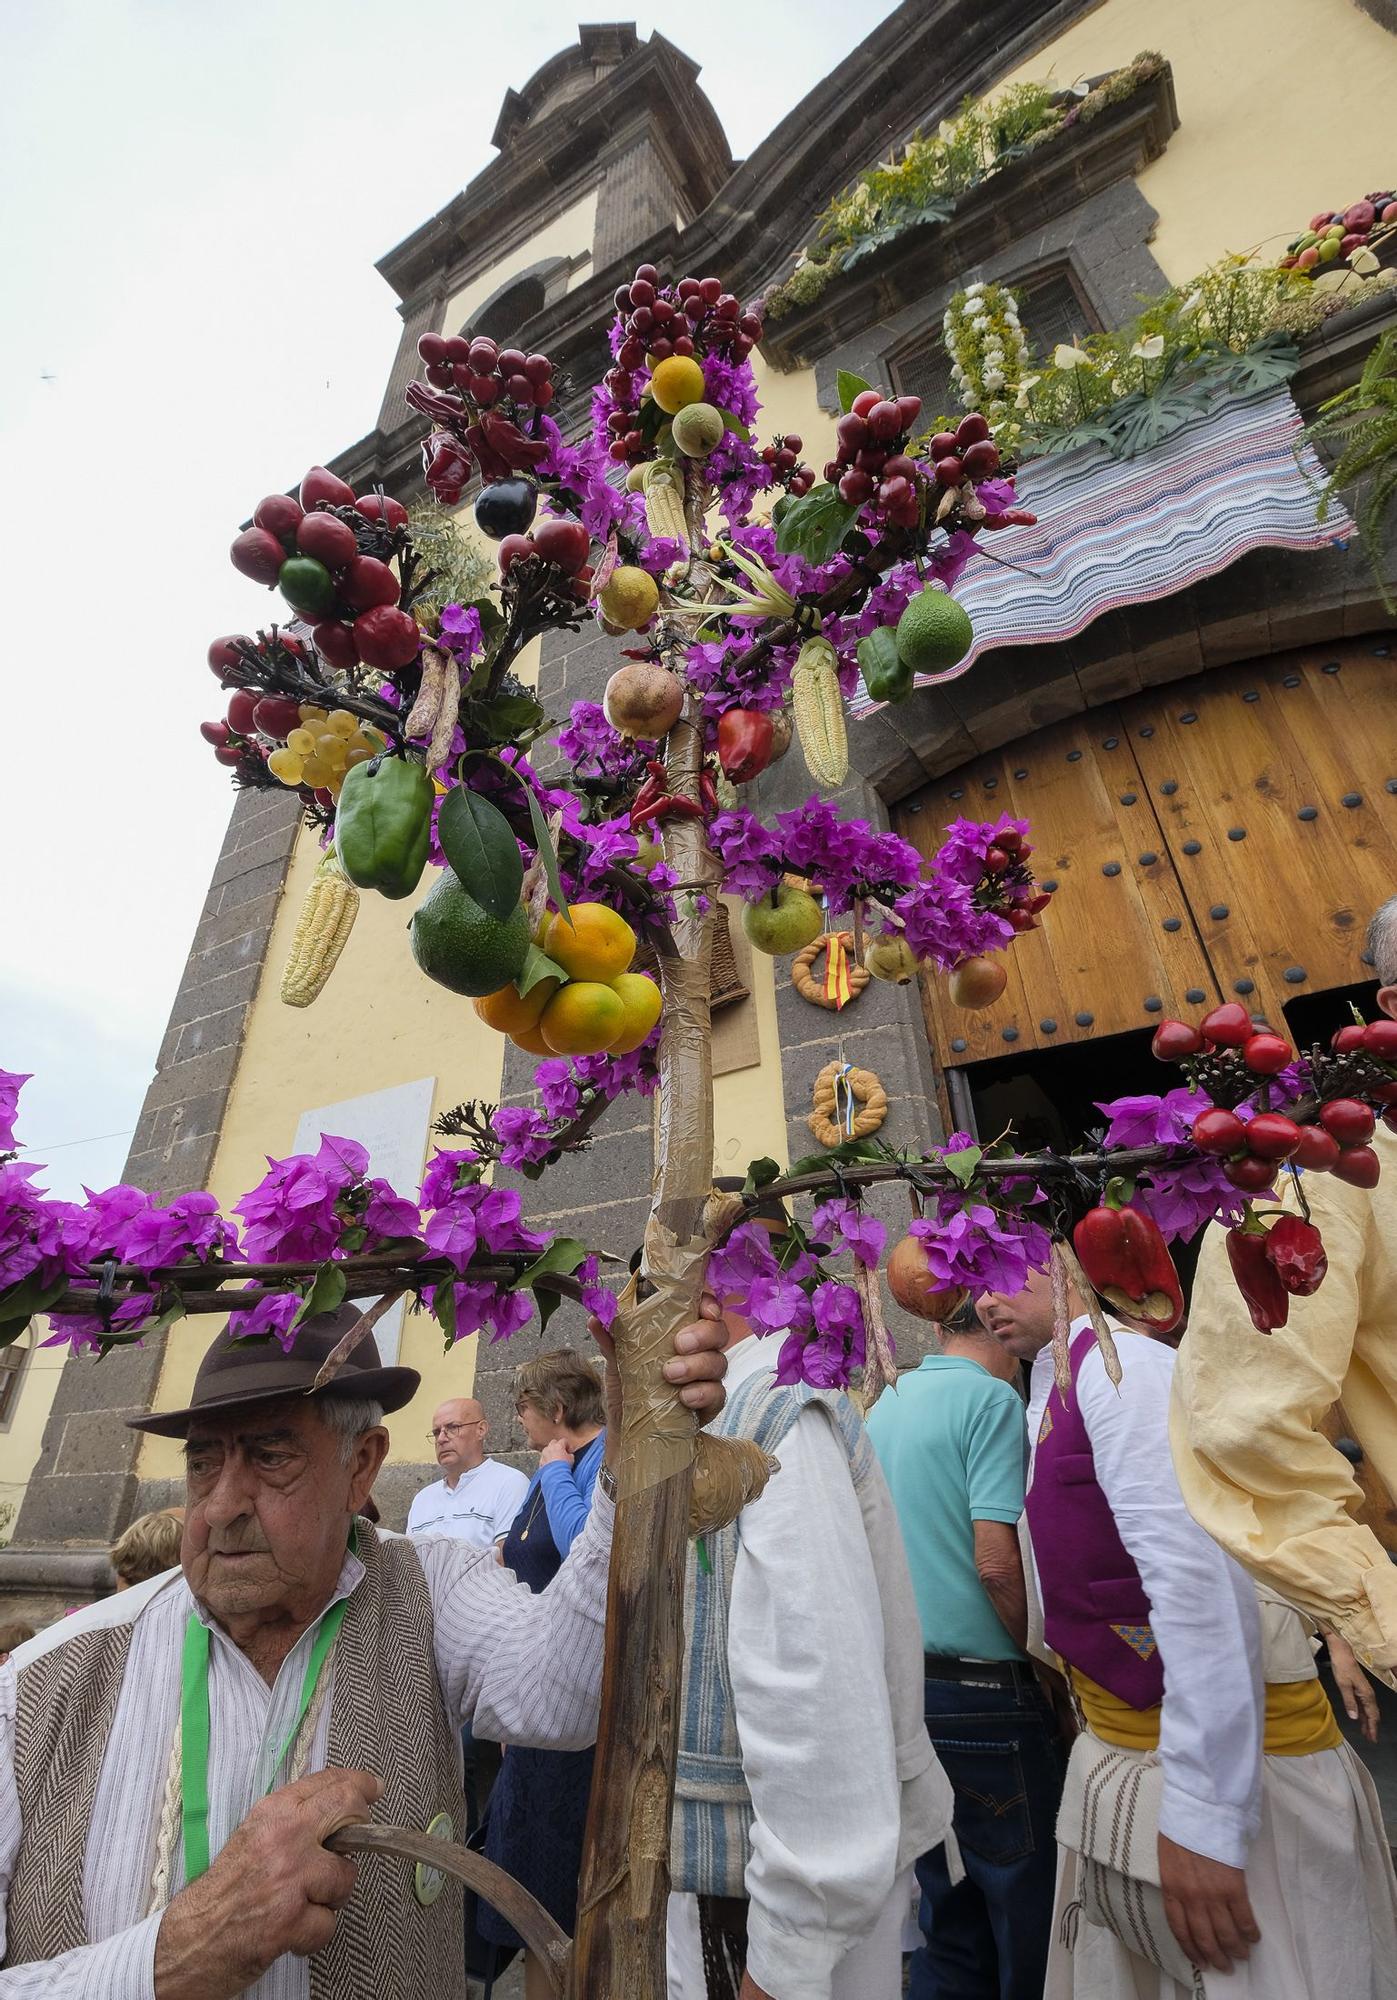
[867,1302,1065,2000]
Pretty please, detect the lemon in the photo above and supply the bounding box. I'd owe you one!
[543,902,637,982]
[598,566,660,631]
[540,981,626,1055]
[894,588,974,675]
[649,355,707,415]
[607,972,663,1053]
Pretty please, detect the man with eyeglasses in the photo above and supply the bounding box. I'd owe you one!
[407,1397,528,1553]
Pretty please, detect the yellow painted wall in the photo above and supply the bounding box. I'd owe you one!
[0,1334,65,1531]
[994,0,1396,282]
[443,189,599,335]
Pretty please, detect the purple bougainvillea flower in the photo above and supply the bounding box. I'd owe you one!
[0,1071,31,1153]
[423,1196,479,1272]
[419,1149,481,1212]
[226,1286,303,1352]
[361,1180,421,1246]
[810,1196,886,1268]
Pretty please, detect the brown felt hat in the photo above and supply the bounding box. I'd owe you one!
[126,1305,420,1439]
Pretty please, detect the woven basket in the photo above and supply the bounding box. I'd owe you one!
[634,900,749,1012]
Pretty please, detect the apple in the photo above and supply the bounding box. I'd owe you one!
[299,465,356,511]
[741,884,824,956]
[531,516,592,575]
[948,955,1008,1009]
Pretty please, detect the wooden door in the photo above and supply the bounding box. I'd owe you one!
[895,637,1397,1068]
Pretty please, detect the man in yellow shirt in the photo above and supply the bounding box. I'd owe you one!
[1171,895,1397,1679]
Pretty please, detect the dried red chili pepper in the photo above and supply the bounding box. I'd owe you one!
[1226,1220,1290,1332]
[698,767,718,817]
[1072,1186,1184,1332]
[1264,1214,1328,1297]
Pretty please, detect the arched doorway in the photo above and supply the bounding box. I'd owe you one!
[894,636,1397,1144]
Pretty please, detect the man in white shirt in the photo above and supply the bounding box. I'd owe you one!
[406,1397,528,1551]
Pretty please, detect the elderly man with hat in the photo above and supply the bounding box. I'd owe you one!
[0,1301,726,1997]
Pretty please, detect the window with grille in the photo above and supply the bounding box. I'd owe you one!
[894,268,1099,423]
[0,1335,28,1427]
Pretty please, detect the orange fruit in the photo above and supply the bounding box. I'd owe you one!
[542,902,637,983]
[474,978,558,1036]
[509,1022,553,1056]
[607,972,662,1053]
[540,981,626,1055]
[649,355,706,414]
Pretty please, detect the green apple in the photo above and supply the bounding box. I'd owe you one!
[742,884,824,956]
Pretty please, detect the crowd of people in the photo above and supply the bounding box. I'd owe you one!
[3,896,1397,1998]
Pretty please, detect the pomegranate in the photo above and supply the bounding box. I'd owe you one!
[886,1235,967,1322]
[603,664,684,739]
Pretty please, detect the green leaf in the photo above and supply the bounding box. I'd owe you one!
[293,1263,347,1331]
[437,789,525,922]
[774,484,862,564]
[940,1144,983,1188]
[461,595,504,636]
[468,689,546,743]
[434,1280,456,1345]
[517,943,567,999]
[524,785,573,930]
[0,1270,69,1333]
[837,370,873,413]
[513,1236,591,1292]
[720,410,751,441]
[1210,335,1301,396]
[743,1157,782,1196]
[785,1138,886,1179]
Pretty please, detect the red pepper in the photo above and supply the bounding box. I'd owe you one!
[1227,1221,1290,1332]
[1072,1190,1184,1331]
[1264,1214,1328,1297]
[630,792,704,829]
[716,708,775,783]
[698,767,718,817]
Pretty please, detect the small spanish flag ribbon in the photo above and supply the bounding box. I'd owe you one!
[834,1062,858,1137]
[824,932,852,1011]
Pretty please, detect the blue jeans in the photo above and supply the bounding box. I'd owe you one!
[909,1670,1065,2000]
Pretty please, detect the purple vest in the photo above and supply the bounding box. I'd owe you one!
[1024,1328,1165,1708]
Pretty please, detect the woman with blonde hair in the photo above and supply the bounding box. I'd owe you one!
[109,1507,184,1589]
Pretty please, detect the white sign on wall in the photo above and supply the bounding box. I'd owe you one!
[292,1076,436,1365]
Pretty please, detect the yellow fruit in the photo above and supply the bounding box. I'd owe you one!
[649,355,707,415]
[474,979,560,1036]
[599,566,660,631]
[540,981,626,1055]
[509,1022,554,1056]
[287,728,316,756]
[268,747,303,785]
[543,902,637,982]
[607,972,663,1053]
[326,710,358,737]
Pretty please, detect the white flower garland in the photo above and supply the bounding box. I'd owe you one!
[942,281,1029,442]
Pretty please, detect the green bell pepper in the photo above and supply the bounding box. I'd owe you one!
[335,754,435,900]
[857,626,914,705]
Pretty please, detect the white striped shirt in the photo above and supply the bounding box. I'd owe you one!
[0,1500,613,1997]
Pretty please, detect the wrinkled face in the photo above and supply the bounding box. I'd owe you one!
[430,1398,487,1476]
[182,1398,384,1629]
[975,1265,1058,1361]
[516,1396,561,1450]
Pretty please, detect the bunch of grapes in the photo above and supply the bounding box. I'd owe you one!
[824,400,1005,531]
[759,434,816,498]
[228,467,419,674]
[266,707,386,801]
[415,332,556,412]
[602,263,764,467]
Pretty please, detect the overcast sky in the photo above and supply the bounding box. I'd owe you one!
[0,0,895,1198]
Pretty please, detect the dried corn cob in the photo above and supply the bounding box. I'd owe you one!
[792,635,848,787]
[642,459,689,549]
[280,850,359,1008]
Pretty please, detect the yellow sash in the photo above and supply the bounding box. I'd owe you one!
[1071,1668,1342,1757]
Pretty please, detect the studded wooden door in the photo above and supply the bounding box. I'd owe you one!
[893,637,1397,1070]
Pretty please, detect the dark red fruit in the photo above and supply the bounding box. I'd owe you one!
[955,413,991,448]
[866,400,903,441]
[352,605,420,671]
[1331,1145,1381,1189]
[339,555,400,611]
[961,441,1001,480]
[1320,1098,1376,1145]
[417,332,450,366]
[928,432,959,459]
[199,719,231,746]
[1193,1107,1247,1155]
[251,696,302,739]
[1362,1019,1397,1062]
[836,412,869,452]
[984,846,1010,874]
[1246,1112,1302,1160]
[230,527,286,586]
[226,690,258,735]
[213,743,243,767]
[1224,1153,1277,1192]
[531,516,591,575]
[207,635,249,678]
[1243,1033,1292,1076]
[1151,1019,1205,1061]
[355,493,409,529]
[895,395,922,429]
[1331,1024,1368,1054]
[253,493,304,543]
[933,457,964,488]
[1384,1108,1397,1136]
[1293,1126,1341,1172]
[312,620,359,671]
[1201,1002,1253,1048]
[473,479,537,542]
[299,465,356,511]
[296,513,358,569]
[498,534,536,575]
